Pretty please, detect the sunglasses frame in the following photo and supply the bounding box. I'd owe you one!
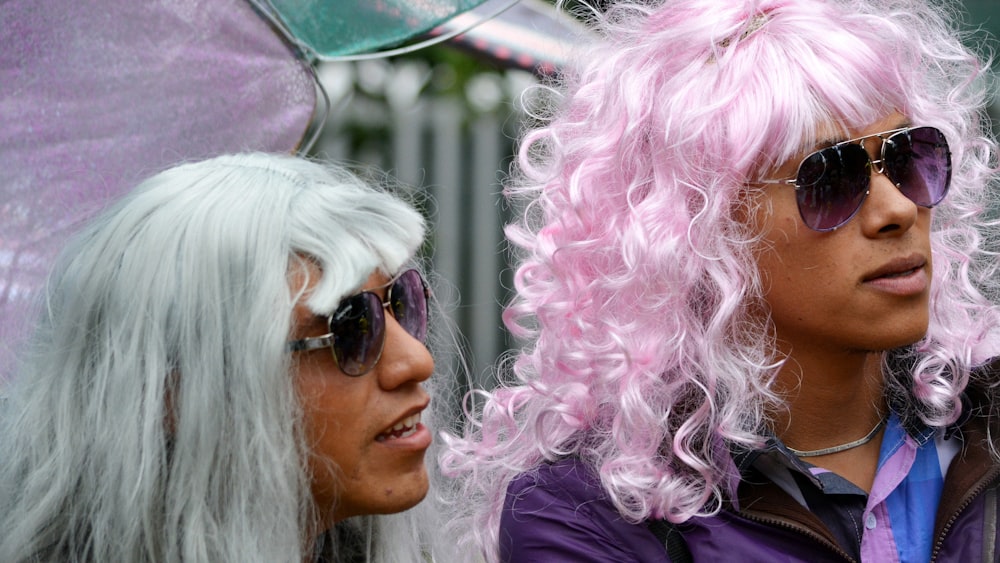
[287,268,429,376]
[755,126,951,232]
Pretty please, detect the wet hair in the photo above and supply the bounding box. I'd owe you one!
[0,153,445,562]
[441,0,1000,559]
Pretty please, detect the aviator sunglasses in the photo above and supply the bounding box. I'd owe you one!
[287,268,429,376]
[756,126,952,231]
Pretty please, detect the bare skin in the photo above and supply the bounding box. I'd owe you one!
[754,113,932,492]
[770,352,887,492]
[289,262,434,535]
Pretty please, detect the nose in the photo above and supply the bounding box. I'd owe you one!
[858,168,919,237]
[375,314,434,390]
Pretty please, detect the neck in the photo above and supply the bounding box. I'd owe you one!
[769,348,887,492]
[786,417,886,457]
[771,350,885,440]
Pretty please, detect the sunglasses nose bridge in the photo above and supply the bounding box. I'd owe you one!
[855,133,891,177]
[868,155,887,177]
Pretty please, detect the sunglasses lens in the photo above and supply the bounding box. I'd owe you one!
[884,126,951,208]
[795,144,871,231]
[330,292,385,376]
[389,269,428,342]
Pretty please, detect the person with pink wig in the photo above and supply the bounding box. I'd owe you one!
[440,0,1000,561]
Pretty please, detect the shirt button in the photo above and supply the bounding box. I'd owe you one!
[865,513,877,530]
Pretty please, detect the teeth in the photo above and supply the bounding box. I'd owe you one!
[375,413,422,442]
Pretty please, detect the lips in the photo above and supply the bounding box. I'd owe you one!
[862,254,926,282]
[860,253,929,297]
[375,411,423,442]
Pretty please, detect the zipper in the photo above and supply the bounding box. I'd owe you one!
[930,466,1000,562]
[735,510,857,562]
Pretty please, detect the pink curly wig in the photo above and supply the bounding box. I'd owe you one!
[440,0,1000,559]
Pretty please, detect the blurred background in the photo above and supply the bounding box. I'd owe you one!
[308,0,1000,392]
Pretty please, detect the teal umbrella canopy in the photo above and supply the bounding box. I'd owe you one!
[259,0,492,58]
[256,0,589,75]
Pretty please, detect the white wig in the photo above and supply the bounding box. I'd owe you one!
[0,153,443,562]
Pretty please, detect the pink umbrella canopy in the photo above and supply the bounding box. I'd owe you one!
[0,0,318,374]
[0,0,586,376]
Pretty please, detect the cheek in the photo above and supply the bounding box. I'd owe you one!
[304,436,367,514]
[298,387,375,520]
[299,387,366,468]
[754,213,807,289]
[751,178,832,275]
[294,363,370,494]
[753,219,840,327]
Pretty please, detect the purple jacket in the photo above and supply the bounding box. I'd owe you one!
[500,415,1000,562]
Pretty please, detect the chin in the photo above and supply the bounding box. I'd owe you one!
[333,469,431,522]
[377,488,429,515]
[867,322,929,353]
[379,470,430,514]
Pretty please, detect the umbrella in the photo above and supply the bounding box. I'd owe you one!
[0,0,318,374]
[0,0,586,376]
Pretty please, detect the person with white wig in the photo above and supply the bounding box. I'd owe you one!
[0,153,447,562]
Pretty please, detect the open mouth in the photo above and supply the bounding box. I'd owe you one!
[375,412,421,442]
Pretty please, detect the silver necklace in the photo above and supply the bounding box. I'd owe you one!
[785,417,887,458]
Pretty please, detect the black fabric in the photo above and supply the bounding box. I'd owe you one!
[646,519,693,563]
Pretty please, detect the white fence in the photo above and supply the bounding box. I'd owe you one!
[312,60,534,390]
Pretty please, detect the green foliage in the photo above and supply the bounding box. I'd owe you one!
[397,45,504,97]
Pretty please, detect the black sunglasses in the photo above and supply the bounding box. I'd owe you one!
[287,268,429,376]
[756,126,952,231]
